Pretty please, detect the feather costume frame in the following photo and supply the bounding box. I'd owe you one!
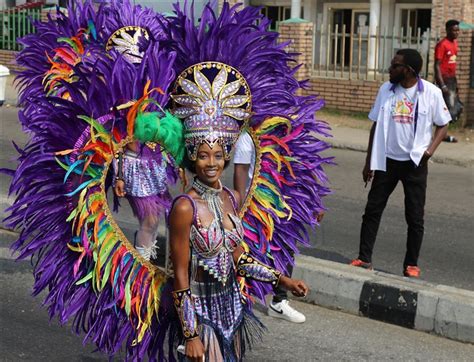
[5,0,333,360]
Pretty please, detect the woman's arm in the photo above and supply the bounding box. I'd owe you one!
[114,150,125,197]
[232,247,308,297]
[126,141,139,153]
[168,197,205,361]
[169,198,193,290]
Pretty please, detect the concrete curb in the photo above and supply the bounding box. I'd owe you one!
[326,139,474,168]
[293,255,474,344]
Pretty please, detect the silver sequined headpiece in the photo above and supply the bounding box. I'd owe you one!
[171,62,251,161]
[106,26,149,64]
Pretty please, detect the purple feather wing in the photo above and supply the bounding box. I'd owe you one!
[6,1,180,360]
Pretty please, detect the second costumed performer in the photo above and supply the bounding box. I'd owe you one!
[113,140,174,260]
[135,62,309,361]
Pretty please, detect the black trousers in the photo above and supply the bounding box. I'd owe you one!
[358,158,428,267]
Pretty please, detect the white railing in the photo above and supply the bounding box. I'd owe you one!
[312,25,442,81]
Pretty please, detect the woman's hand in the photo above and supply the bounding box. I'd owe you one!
[114,179,126,197]
[185,337,205,361]
[279,276,309,297]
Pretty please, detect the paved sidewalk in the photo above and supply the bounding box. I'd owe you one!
[294,255,474,344]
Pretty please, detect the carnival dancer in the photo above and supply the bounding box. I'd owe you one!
[113,141,172,260]
[135,61,309,361]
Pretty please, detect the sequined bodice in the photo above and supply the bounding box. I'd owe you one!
[190,213,243,257]
[190,212,243,285]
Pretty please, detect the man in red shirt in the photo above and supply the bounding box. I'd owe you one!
[435,19,463,142]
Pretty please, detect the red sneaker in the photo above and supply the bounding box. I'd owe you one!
[350,259,373,270]
[403,266,421,278]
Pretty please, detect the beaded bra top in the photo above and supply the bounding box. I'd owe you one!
[191,212,243,258]
[173,188,243,285]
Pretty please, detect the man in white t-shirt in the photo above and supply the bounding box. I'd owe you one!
[350,49,450,278]
[233,130,306,323]
[233,130,255,200]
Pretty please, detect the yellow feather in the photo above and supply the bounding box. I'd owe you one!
[67,244,84,253]
[257,116,292,135]
[261,147,282,171]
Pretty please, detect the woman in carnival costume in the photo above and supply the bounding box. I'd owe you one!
[134,61,309,360]
[6,0,331,360]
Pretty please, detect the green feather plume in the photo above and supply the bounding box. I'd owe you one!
[134,111,185,165]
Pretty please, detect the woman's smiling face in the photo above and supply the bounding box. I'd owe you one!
[194,142,225,187]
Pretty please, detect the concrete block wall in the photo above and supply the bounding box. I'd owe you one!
[455,31,474,127]
[0,7,59,73]
[0,50,21,73]
[431,0,473,32]
[217,0,241,13]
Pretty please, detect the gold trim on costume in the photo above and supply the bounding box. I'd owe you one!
[105,26,149,64]
[238,126,261,219]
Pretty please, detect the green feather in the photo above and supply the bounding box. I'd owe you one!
[157,111,185,165]
[134,112,160,143]
[134,112,185,165]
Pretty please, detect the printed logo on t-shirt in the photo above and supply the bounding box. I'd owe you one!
[448,54,457,64]
[392,97,415,124]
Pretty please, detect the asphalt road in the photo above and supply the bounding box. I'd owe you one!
[1,235,473,361]
[303,147,474,290]
[1,106,473,292]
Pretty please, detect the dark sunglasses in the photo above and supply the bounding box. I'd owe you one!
[389,63,407,70]
[389,63,417,75]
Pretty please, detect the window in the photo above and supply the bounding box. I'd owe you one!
[260,6,303,31]
[400,8,431,39]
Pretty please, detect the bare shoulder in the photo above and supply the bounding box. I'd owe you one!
[169,195,194,223]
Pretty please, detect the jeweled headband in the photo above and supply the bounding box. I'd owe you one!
[171,62,251,161]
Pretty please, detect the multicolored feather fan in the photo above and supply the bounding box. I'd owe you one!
[5,0,332,359]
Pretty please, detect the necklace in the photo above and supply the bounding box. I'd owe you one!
[192,178,224,223]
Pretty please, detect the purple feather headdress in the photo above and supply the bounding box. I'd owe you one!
[6,1,181,360]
